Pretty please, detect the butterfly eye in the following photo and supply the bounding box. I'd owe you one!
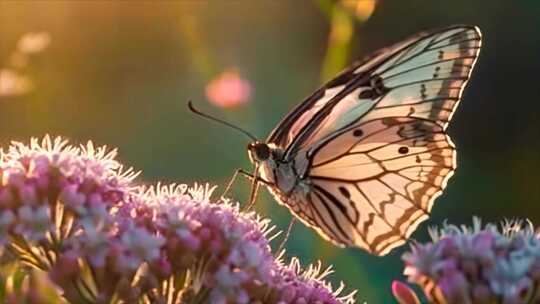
[255,144,270,160]
[247,142,270,162]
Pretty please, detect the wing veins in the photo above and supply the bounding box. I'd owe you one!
[311,189,352,243]
[376,177,428,213]
[376,28,476,76]
[307,192,348,244]
[381,58,474,81]
[390,77,468,90]
[426,40,480,52]
[313,184,357,225]
[284,73,370,158]
[314,146,448,172]
[281,27,477,157]
[307,116,446,166]
[311,164,452,184]
[312,128,444,168]
[375,97,459,110]
[395,169,447,189]
[431,28,472,45]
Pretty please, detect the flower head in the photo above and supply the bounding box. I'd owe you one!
[0,136,355,303]
[401,217,540,304]
[128,183,356,303]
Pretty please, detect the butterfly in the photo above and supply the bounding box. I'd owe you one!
[191,25,481,256]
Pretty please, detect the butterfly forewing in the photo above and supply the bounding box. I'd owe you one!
[264,26,449,149]
[269,26,480,157]
[261,25,481,255]
[362,27,481,129]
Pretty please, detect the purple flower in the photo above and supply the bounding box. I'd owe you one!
[129,183,356,303]
[401,217,540,303]
[0,136,356,304]
[14,205,52,241]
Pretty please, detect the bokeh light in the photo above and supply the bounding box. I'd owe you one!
[205,69,252,108]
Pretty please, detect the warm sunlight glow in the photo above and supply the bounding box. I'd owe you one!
[0,69,32,97]
[341,0,377,21]
[16,32,51,55]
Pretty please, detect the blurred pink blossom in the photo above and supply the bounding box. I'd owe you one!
[205,69,252,108]
[392,280,420,304]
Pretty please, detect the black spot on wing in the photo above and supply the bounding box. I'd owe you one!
[433,66,441,79]
[382,117,401,126]
[420,84,427,98]
[358,89,376,99]
[370,74,390,96]
[353,129,364,137]
[338,186,351,198]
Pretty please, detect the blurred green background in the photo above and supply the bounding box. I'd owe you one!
[1,1,539,302]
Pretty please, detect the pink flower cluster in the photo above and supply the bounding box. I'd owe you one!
[395,218,540,304]
[0,136,355,303]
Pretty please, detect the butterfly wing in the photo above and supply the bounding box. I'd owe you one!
[266,24,433,148]
[269,25,481,160]
[266,25,481,255]
[300,117,453,255]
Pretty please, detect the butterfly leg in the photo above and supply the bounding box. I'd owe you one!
[237,169,271,185]
[220,168,246,200]
[243,165,273,211]
[244,169,261,211]
[276,217,296,254]
[221,168,271,204]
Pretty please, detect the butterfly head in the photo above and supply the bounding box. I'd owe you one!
[247,141,271,163]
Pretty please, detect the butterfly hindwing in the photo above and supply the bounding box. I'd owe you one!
[301,117,454,255]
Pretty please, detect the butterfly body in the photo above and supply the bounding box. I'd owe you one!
[248,141,318,227]
[246,25,482,255]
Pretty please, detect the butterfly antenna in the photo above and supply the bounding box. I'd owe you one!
[188,101,258,141]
